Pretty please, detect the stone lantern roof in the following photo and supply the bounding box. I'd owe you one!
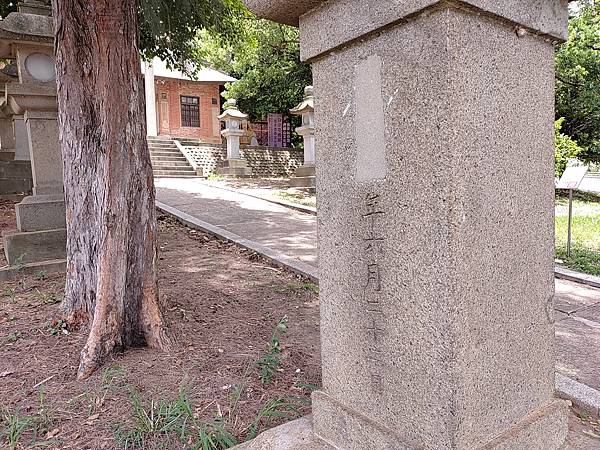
[217,99,248,121]
[290,86,314,116]
[0,2,53,60]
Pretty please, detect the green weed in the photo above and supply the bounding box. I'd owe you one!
[7,332,21,343]
[255,316,288,385]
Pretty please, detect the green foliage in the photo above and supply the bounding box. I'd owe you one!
[197,17,312,122]
[555,190,600,276]
[555,118,583,177]
[1,0,243,74]
[555,1,600,163]
[255,316,288,385]
[0,2,16,20]
[139,0,245,72]
[0,407,33,449]
[244,397,297,441]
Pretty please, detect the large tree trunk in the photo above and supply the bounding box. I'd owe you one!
[53,0,169,379]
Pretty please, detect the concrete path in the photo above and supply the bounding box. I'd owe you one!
[156,178,600,392]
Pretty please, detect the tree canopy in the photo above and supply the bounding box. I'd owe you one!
[196,15,312,122]
[0,0,243,71]
[555,0,600,163]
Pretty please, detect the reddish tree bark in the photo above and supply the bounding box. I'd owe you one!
[52,0,169,379]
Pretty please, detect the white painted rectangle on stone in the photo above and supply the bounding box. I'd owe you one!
[355,55,387,181]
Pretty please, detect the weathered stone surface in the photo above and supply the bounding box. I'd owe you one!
[15,194,65,231]
[0,178,32,194]
[308,4,566,449]
[3,228,66,265]
[232,416,333,450]
[24,110,62,196]
[0,160,31,178]
[242,0,568,447]
[298,0,568,61]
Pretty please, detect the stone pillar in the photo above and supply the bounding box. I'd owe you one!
[13,115,30,161]
[290,85,316,190]
[144,60,157,137]
[243,1,570,449]
[0,117,16,159]
[217,99,252,177]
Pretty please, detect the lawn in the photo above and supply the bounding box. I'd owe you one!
[555,190,600,276]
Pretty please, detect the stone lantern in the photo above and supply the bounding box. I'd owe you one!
[216,99,252,177]
[241,0,570,449]
[1,1,66,266]
[289,85,315,190]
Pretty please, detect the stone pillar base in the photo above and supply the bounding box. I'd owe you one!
[311,391,569,449]
[16,194,66,232]
[217,158,253,178]
[289,164,316,190]
[0,160,33,195]
[3,228,67,265]
[234,395,569,450]
[0,150,15,162]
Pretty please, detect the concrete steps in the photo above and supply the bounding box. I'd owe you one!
[147,137,201,179]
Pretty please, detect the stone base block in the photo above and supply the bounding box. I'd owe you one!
[16,195,66,232]
[290,165,316,190]
[3,228,66,265]
[232,416,333,450]
[294,164,316,178]
[0,178,32,195]
[289,176,316,189]
[0,160,32,179]
[0,150,15,162]
[311,391,569,449]
[218,158,253,178]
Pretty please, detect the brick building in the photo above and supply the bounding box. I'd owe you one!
[142,58,236,143]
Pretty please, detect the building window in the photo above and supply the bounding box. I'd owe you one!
[211,98,218,105]
[180,96,200,127]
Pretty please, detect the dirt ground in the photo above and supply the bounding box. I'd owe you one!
[1,197,600,449]
[0,203,321,449]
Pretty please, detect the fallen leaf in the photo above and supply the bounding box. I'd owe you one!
[583,430,600,439]
[85,413,100,425]
[46,428,60,439]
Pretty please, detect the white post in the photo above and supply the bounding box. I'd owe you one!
[144,60,157,137]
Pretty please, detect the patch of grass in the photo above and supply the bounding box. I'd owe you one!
[0,395,56,450]
[272,191,316,208]
[255,316,288,386]
[6,332,21,343]
[3,287,16,301]
[244,397,298,442]
[36,291,60,305]
[102,365,125,390]
[555,212,600,276]
[113,386,238,450]
[0,407,34,449]
[35,270,47,281]
[273,282,318,296]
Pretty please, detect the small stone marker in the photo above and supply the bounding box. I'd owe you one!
[243,0,571,448]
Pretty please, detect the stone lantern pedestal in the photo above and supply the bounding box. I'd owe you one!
[0,3,66,265]
[239,0,570,448]
[289,86,315,191]
[217,99,252,178]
